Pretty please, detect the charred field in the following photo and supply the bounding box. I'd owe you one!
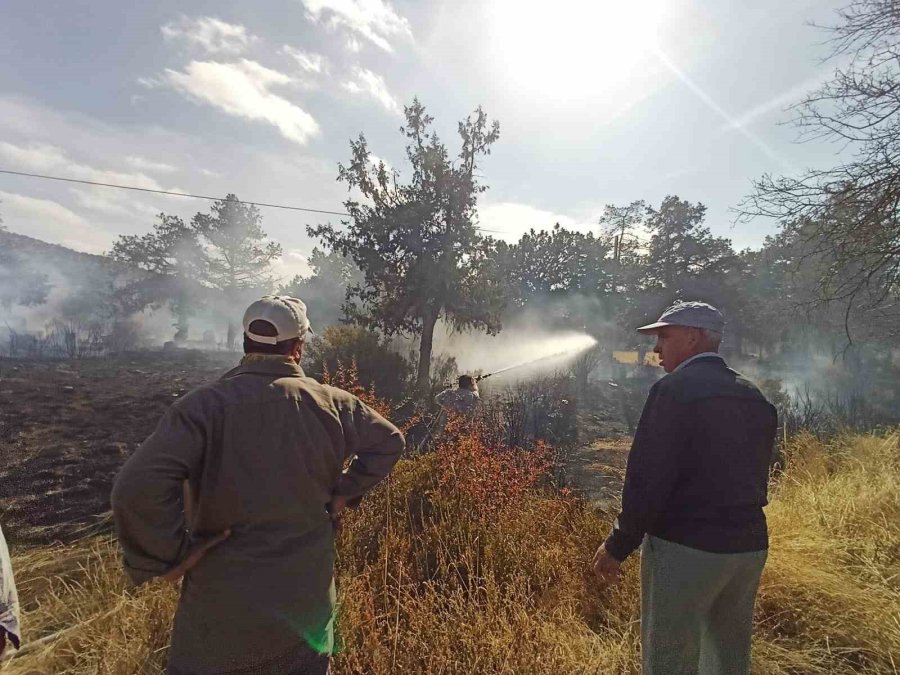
[0,352,899,674]
[0,351,236,546]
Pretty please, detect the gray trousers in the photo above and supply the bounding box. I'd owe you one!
[641,535,767,675]
[167,640,330,675]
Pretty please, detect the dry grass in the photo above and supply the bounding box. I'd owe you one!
[4,431,899,674]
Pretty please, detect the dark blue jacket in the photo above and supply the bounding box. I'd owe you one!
[604,355,777,562]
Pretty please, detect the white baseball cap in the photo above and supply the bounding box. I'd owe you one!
[637,300,725,335]
[242,295,311,345]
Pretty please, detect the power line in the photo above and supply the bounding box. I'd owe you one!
[0,168,352,217]
[0,167,506,233]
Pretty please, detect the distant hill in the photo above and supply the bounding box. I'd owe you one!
[0,229,130,276]
[0,229,225,345]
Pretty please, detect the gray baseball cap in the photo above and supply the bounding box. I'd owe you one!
[242,295,312,344]
[637,301,725,335]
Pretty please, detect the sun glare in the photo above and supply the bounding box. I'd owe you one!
[489,0,666,103]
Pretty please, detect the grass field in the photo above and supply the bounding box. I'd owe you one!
[4,426,899,674]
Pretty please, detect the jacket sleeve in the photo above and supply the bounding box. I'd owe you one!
[333,397,405,502]
[434,389,453,407]
[111,404,205,585]
[604,381,690,562]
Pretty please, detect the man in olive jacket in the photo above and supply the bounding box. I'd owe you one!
[593,301,776,675]
[112,296,405,675]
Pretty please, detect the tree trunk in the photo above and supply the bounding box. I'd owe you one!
[173,312,189,342]
[416,308,438,392]
[226,284,238,351]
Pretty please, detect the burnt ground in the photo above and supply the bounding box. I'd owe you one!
[0,351,237,546]
[1,352,635,547]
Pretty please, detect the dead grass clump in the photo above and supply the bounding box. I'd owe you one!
[754,432,900,674]
[5,427,899,674]
[3,537,176,674]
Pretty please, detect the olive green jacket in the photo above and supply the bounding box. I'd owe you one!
[112,358,404,673]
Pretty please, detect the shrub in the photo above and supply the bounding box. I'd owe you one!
[304,325,412,401]
[5,381,899,674]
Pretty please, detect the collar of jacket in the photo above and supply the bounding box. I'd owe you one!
[674,352,725,373]
[222,356,306,379]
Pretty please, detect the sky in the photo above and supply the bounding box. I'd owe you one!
[0,0,851,283]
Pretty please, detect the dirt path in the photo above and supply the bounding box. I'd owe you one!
[558,399,632,508]
[562,437,630,508]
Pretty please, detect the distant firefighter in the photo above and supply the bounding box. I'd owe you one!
[112,295,405,675]
[0,523,21,656]
[435,374,482,415]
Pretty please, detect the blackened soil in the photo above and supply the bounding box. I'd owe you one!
[0,351,236,546]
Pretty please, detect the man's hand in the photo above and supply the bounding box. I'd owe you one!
[592,544,622,586]
[162,529,231,583]
[327,495,348,533]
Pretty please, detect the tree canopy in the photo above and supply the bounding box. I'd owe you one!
[110,195,281,346]
[309,99,506,390]
[740,0,900,337]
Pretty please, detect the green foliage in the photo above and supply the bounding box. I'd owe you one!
[110,214,205,280]
[642,195,734,290]
[599,200,648,293]
[193,195,282,293]
[302,325,412,401]
[502,224,614,302]
[110,214,206,338]
[109,195,281,345]
[309,99,506,390]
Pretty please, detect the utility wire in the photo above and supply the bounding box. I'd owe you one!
[0,167,506,233]
[0,168,351,217]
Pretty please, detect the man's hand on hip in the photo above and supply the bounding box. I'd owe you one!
[592,543,622,585]
[162,529,231,583]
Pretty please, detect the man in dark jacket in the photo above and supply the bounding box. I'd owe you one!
[592,301,776,675]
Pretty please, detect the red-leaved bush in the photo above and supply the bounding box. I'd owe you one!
[435,412,553,520]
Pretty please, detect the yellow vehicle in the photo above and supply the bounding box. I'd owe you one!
[612,350,661,367]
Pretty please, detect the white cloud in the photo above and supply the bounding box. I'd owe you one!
[0,141,165,190]
[125,155,178,174]
[161,16,255,55]
[477,202,584,243]
[302,0,412,52]
[0,95,345,258]
[137,76,163,89]
[70,187,159,220]
[281,45,326,74]
[0,190,108,252]
[162,59,320,145]
[342,67,401,115]
[0,140,180,233]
